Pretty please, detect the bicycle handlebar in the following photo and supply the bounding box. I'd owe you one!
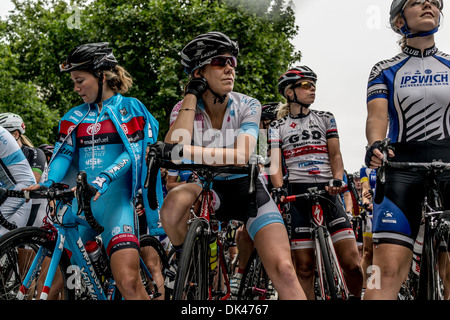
[374,138,450,204]
[282,186,348,203]
[0,171,103,234]
[145,144,258,210]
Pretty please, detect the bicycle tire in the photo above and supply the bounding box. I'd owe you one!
[139,234,169,300]
[0,226,74,300]
[173,219,209,300]
[237,250,270,300]
[316,227,339,300]
[417,226,442,300]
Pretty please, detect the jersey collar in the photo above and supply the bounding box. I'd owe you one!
[403,45,438,58]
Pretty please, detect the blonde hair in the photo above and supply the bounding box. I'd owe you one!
[276,83,293,119]
[104,65,133,94]
[19,134,34,148]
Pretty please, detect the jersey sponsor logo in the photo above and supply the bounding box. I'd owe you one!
[283,145,328,160]
[400,72,448,87]
[86,123,102,135]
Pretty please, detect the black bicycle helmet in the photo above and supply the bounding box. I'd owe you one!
[181,31,239,75]
[60,42,118,104]
[278,66,317,97]
[261,102,278,121]
[60,42,118,73]
[38,144,54,158]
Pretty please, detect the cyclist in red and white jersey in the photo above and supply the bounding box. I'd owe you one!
[269,66,362,299]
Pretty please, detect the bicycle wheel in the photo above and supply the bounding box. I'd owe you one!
[173,219,209,300]
[237,250,270,300]
[417,225,442,300]
[139,234,169,300]
[315,227,348,300]
[0,226,74,300]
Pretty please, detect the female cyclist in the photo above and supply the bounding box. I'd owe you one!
[156,31,306,300]
[0,113,48,227]
[364,0,450,300]
[0,126,35,236]
[26,42,162,300]
[269,66,363,299]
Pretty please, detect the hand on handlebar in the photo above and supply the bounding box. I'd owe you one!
[325,178,346,196]
[365,140,395,169]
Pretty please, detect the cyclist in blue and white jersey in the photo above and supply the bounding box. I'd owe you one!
[0,113,49,227]
[269,66,362,299]
[365,0,450,300]
[0,126,35,236]
[26,42,163,300]
[153,31,306,299]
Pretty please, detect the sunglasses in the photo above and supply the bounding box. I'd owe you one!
[406,0,443,9]
[292,81,316,90]
[208,56,238,68]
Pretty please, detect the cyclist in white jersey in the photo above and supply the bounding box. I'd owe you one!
[0,113,49,227]
[155,31,306,299]
[269,66,362,299]
[364,0,450,300]
[0,126,35,236]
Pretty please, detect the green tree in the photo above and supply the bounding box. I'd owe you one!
[2,0,301,140]
[0,42,59,145]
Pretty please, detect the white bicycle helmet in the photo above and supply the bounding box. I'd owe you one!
[0,113,26,134]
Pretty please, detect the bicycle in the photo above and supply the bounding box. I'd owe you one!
[0,171,168,300]
[282,187,350,300]
[375,138,450,300]
[146,149,258,300]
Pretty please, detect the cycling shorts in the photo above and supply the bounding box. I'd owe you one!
[212,175,284,240]
[373,140,450,250]
[288,182,355,250]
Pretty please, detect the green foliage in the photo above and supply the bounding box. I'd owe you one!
[1,0,301,141]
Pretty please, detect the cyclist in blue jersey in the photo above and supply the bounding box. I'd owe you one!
[0,126,35,235]
[25,42,163,300]
[364,0,450,300]
[153,31,306,299]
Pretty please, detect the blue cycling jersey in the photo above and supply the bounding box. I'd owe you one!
[367,45,450,143]
[46,93,163,255]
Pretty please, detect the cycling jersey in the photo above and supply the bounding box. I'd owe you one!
[46,93,163,255]
[169,92,284,240]
[0,126,34,235]
[368,45,450,249]
[170,92,260,180]
[360,167,377,190]
[268,110,339,183]
[367,45,450,143]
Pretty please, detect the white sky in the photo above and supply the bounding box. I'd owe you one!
[1,0,449,173]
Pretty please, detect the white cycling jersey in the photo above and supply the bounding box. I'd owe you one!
[0,126,35,235]
[170,91,260,179]
[268,110,339,183]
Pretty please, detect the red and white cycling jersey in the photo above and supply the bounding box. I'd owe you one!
[268,110,339,183]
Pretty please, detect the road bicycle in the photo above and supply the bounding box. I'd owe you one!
[282,187,350,300]
[146,148,258,300]
[375,138,450,300]
[0,171,168,300]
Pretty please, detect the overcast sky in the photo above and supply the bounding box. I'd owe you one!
[1,0,449,173]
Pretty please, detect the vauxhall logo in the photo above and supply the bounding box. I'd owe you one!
[400,70,449,88]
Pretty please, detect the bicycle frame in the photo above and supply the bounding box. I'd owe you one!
[194,181,232,301]
[17,202,155,300]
